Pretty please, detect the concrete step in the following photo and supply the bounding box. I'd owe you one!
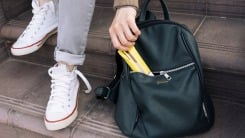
[0,59,244,138]
[2,0,245,19]
[0,59,122,138]
[96,0,245,18]
[1,6,117,79]
[1,6,245,104]
[0,123,49,138]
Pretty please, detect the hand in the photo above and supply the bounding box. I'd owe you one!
[109,6,141,51]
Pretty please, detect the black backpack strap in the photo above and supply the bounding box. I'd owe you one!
[95,53,122,103]
[138,0,170,22]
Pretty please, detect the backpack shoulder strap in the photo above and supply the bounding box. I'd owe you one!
[95,52,123,103]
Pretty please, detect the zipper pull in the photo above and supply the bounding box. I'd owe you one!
[160,71,172,81]
[202,102,208,118]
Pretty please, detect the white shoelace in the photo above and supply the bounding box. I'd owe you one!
[48,67,92,109]
[74,70,92,94]
[20,2,51,38]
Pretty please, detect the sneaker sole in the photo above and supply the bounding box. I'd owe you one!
[11,28,57,56]
[44,101,78,131]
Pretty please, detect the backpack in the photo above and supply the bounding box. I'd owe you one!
[95,0,215,137]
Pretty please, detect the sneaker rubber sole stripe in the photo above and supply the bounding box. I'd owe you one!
[11,28,57,56]
[11,28,57,49]
[44,100,78,123]
[44,100,79,131]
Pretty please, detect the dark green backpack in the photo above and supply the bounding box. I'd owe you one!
[95,0,214,137]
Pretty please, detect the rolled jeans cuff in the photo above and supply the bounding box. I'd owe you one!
[54,47,85,65]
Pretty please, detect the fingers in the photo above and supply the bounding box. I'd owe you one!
[127,17,141,37]
[109,20,136,51]
[123,24,137,42]
[118,26,135,46]
[109,7,141,51]
[109,27,130,51]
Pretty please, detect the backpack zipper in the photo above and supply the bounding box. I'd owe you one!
[181,33,204,89]
[154,62,195,80]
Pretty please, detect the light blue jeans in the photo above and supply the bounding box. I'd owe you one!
[54,0,96,65]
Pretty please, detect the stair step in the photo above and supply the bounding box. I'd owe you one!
[1,7,114,54]
[0,59,122,138]
[0,123,49,138]
[1,0,31,19]
[96,0,245,18]
[1,6,245,102]
[1,6,205,78]
[196,17,245,74]
[0,59,244,138]
[3,0,244,19]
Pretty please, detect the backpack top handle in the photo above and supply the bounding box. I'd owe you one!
[138,0,170,22]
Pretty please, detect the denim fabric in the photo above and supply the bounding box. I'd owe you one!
[54,0,95,65]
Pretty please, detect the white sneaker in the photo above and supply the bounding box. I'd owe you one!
[45,63,92,131]
[11,0,58,56]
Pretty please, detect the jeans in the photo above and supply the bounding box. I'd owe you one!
[54,0,96,65]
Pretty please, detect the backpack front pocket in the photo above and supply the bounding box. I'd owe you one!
[129,62,203,137]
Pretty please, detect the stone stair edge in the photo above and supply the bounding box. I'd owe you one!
[0,95,123,138]
[1,94,245,138]
[0,105,72,138]
[96,0,245,18]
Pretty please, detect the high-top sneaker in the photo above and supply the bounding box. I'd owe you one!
[45,63,91,131]
[11,0,58,56]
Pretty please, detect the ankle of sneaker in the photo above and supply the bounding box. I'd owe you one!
[39,0,52,6]
[58,62,75,72]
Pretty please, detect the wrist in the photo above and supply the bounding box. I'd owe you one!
[116,6,138,16]
[115,5,138,11]
[113,0,139,10]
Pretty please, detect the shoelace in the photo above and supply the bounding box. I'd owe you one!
[48,67,92,109]
[74,70,92,94]
[20,3,51,38]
